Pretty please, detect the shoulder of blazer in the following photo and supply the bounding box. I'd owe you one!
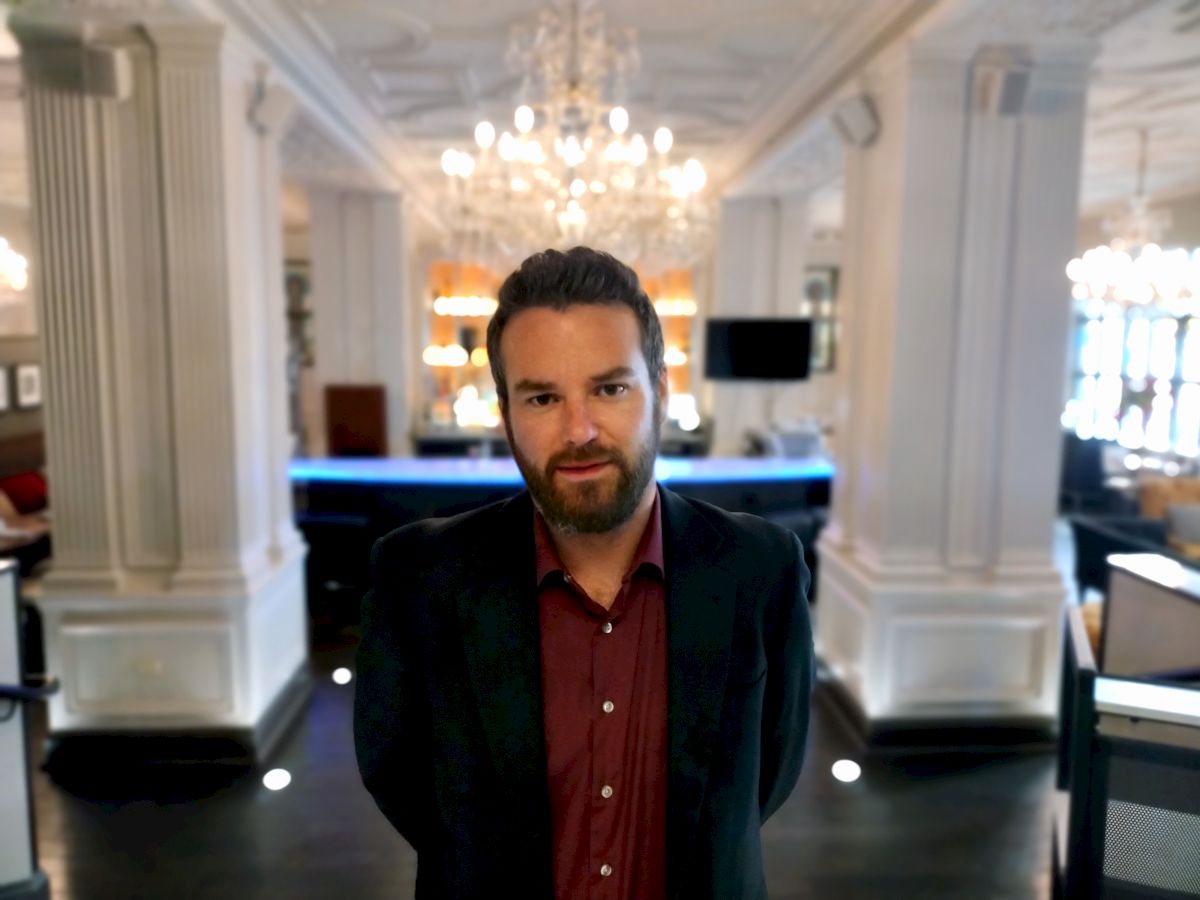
[370,491,534,581]
[660,486,802,564]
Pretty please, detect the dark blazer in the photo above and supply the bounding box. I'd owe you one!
[354,486,814,899]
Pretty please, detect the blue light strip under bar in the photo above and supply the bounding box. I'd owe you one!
[1094,676,1200,728]
[290,456,835,486]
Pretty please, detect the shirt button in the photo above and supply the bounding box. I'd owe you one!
[600,864,613,877]
[601,784,613,799]
[601,622,613,634]
[602,700,614,714]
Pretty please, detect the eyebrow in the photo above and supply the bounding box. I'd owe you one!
[589,366,636,384]
[512,378,556,395]
[511,367,636,396]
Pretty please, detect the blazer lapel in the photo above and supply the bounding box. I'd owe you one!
[660,488,737,873]
[454,493,552,845]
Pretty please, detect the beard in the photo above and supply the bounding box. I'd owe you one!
[507,403,660,535]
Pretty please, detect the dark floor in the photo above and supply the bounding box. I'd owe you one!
[27,631,1056,900]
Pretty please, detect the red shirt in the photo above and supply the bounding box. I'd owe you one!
[535,491,668,900]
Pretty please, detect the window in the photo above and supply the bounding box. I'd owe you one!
[1063,299,1200,457]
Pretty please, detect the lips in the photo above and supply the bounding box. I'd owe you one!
[553,457,615,478]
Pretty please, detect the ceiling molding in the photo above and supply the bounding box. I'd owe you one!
[192,0,447,235]
[718,0,936,196]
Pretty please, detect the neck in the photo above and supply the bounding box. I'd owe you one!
[547,481,658,579]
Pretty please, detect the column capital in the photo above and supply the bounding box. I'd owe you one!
[11,3,221,96]
[913,0,1114,66]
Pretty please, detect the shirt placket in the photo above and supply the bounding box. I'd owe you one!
[591,585,628,897]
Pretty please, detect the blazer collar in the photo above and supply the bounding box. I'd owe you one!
[660,487,737,883]
[453,492,554,870]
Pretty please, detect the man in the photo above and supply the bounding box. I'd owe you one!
[355,247,814,899]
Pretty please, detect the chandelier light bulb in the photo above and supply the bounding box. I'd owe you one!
[514,104,535,134]
[497,131,516,162]
[474,120,496,150]
[653,126,673,154]
[441,149,458,177]
[683,158,707,192]
[629,133,648,166]
[570,178,587,198]
[609,106,629,135]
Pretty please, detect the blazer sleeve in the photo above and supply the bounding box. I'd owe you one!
[758,532,815,822]
[353,532,433,851]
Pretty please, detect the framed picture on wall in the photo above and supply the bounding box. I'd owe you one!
[285,259,314,367]
[803,266,839,373]
[0,368,9,412]
[15,363,41,409]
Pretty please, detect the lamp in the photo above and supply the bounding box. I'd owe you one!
[440,0,711,270]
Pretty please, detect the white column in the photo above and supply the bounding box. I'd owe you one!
[708,192,836,454]
[13,5,308,750]
[816,35,1095,727]
[308,187,415,456]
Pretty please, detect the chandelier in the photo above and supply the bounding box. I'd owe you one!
[439,0,711,270]
[1065,130,1200,317]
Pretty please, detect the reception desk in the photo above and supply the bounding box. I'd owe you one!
[290,456,833,629]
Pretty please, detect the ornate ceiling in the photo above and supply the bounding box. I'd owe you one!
[1081,0,1200,208]
[274,0,929,197]
[1,0,1198,233]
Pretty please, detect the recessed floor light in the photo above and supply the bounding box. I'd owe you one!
[832,759,862,783]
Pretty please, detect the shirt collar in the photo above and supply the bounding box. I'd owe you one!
[534,487,664,586]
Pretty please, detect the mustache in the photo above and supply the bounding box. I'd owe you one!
[548,446,620,470]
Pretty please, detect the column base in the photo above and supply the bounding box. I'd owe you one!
[41,661,311,772]
[31,549,309,763]
[815,540,1065,728]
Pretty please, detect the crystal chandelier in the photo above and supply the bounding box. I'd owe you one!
[1065,130,1200,317]
[439,0,711,270]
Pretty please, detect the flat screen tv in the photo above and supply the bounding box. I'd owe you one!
[704,319,812,381]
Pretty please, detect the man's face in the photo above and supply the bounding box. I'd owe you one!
[500,304,666,534]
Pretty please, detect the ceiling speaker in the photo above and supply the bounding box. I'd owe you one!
[831,95,879,148]
[972,51,1031,117]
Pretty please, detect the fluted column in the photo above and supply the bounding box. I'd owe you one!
[13,4,308,749]
[816,33,1096,728]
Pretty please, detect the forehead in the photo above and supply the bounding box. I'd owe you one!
[501,304,647,378]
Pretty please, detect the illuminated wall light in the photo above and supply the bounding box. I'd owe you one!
[654,298,697,317]
[664,346,688,367]
[433,295,498,317]
[422,344,469,367]
[453,384,500,429]
[332,668,353,685]
[0,238,28,292]
[667,393,701,432]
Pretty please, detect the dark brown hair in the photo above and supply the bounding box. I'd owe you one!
[486,246,664,406]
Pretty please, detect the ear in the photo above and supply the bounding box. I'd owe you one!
[656,369,669,424]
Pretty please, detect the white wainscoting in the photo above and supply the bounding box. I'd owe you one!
[61,619,235,719]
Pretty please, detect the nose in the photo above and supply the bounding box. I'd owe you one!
[562,396,599,446]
